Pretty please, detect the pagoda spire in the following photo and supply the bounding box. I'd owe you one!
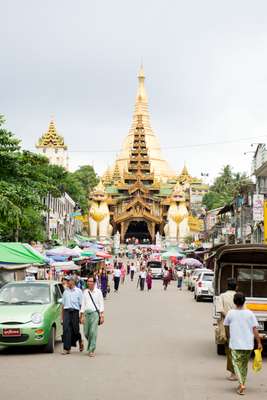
[136,64,148,104]
[112,161,122,182]
[115,67,175,181]
[36,119,67,149]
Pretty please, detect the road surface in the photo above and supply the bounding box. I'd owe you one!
[1,279,266,399]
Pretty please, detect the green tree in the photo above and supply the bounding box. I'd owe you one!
[203,165,251,211]
[0,115,99,241]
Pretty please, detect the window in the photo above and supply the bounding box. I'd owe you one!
[54,285,62,301]
[203,274,213,282]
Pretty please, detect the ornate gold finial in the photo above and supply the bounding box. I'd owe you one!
[138,63,145,79]
[36,119,67,149]
[136,64,147,103]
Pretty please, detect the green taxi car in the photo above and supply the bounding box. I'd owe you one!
[0,280,64,353]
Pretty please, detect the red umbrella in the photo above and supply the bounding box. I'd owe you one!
[96,251,112,259]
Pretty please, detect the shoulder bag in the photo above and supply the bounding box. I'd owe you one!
[88,290,102,326]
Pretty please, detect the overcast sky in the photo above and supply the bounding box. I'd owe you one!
[2,0,267,182]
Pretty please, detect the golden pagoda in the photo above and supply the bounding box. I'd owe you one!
[115,66,174,182]
[101,68,208,243]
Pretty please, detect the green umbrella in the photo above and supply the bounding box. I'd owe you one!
[81,249,96,257]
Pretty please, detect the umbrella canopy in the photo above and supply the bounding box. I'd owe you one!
[180,258,203,267]
[96,251,112,259]
[81,249,96,257]
[0,242,47,265]
[162,250,185,260]
[46,246,81,257]
[52,261,81,272]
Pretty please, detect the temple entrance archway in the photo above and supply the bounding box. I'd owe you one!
[124,221,151,244]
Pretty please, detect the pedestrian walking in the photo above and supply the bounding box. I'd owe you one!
[61,276,84,355]
[176,268,183,290]
[100,269,108,299]
[120,263,126,284]
[127,261,130,275]
[163,266,170,290]
[224,292,262,395]
[130,263,136,281]
[146,269,153,291]
[113,265,121,292]
[217,278,237,381]
[80,276,104,357]
[138,267,146,291]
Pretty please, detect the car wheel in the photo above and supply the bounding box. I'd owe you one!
[194,294,196,300]
[217,344,225,356]
[196,296,201,302]
[44,327,56,353]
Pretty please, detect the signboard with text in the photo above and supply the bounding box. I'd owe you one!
[253,194,264,222]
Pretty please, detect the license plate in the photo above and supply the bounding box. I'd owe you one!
[2,328,21,337]
[258,321,264,330]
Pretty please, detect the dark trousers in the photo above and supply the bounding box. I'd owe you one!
[63,309,81,351]
[130,271,135,281]
[114,276,120,291]
[140,278,145,291]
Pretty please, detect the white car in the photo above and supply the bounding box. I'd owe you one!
[188,268,206,291]
[194,270,214,302]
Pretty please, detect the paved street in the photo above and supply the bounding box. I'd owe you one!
[1,279,266,400]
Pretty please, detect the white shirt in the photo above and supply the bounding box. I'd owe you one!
[224,309,258,350]
[130,265,136,272]
[81,288,104,313]
[114,269,121,278]
[177,271,183,279]
[140,271,147,279]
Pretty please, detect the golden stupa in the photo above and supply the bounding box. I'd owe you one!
[115,66,174,182]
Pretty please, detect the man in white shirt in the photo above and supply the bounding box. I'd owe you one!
[113,266,121,292]
[130,263,136,281]
[216,278,237,380]
[224,292,262,395]
[80,276,104,357]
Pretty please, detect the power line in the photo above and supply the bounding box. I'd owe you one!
[65,134,267,153]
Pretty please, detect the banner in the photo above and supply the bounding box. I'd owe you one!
[253,194,264,222]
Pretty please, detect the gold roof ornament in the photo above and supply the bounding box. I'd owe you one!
[36,119,67,149]
[102,167,112,185]
[177,164,193,184]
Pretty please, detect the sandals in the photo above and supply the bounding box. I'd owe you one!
[237,385,245,395]
[79,341,84,352]
[227,376,238,381]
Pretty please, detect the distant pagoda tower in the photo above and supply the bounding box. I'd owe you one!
[116,65,174,181]
[112,160,122,183]
[36,119,69,170]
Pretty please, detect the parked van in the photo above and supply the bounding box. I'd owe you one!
[213,244,267,354]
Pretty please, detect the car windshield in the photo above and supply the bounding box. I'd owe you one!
[0,283,50,305]
[203,274,213,281]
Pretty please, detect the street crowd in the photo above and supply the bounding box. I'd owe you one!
[61,246,263,396]
[61,247,185,358]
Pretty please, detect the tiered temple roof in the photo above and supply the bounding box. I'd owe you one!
[36,120,67,149]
